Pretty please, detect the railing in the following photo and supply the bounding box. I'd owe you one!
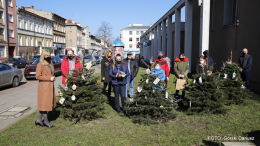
[0,35,4,41]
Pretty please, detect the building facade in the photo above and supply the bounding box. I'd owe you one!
[0,0,17,62]
[121,24,149,58]
[65,20,83,56]
[89,35,101,55]
[17,8,53,60]
[25,6,66,55]
[83,26,90,53]
[140,0,260,92]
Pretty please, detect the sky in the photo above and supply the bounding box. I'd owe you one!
[17,0,185,42]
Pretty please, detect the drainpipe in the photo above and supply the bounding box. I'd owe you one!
[16,9,18,56]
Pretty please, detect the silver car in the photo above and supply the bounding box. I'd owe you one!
[0,63,23,88]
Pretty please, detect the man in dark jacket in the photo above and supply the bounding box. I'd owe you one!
[124,52,139,98]
[238,48,253,90]
[101,51,113,100]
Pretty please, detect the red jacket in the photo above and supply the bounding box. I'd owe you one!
[153,58,170,77]
[61,56,83,84]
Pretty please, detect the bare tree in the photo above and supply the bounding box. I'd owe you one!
[96,21,113,42]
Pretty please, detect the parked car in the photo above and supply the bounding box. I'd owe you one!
[58,55,66,61]
[0,63,23,88]
[84,55,96,66]
[24,56,62,80]
[5,57,28,68]
[95,55,101,64]
[28,55,41,64]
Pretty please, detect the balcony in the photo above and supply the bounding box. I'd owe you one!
[0,35,4,41]
[0,19,3,25]
[0,2,2,8]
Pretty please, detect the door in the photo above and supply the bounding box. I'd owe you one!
[8,47,14,58]
[0,64,13,85]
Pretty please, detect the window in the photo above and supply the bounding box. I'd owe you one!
[42,39,44,47]
[19,36,22,46]
[0,64,12,71]
[129,31,132,35]
[0,46,5,57]
[129,37,132,42]
[35,38,38,46]
[38,25,40,32]
[34,24,37,32]
[24,21,27,29]
[8,14,13,22]
[29,22,32,31]
[136,31,139,35]
[9,30,14,37]
[30,38,33,46]
[46,40,48,47]
[141,31,144,35]
[46,27,48,34]
[18,20,22,28]
[223,0,237,26]
[8,0,13,7]
[49,29,51,35]
[136,38,139,41]
[42,26,44,33]
[129,44,132,48]
[25,37,28,46]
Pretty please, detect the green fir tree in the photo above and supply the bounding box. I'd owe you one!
[124,60,178,125]
[57,57,107,124]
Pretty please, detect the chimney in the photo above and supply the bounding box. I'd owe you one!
[129,23,131,27]
[25,5,34,10]
[67,19,72,23]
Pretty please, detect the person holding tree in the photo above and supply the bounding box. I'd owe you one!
[196,55,207,74]
[124,52,139,98]
[101,50,113,101]
[238,48,253,90]
[61,50,82,85]
[35,50,56,128]
[146,61,166,90]
[109,54,129,113]
[174,53,189,100]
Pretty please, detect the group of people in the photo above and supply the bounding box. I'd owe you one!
[34,47,253,127]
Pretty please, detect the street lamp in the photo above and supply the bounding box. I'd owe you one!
[99,33,103,55]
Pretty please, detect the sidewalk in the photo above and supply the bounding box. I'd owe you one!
[0,76,62,131]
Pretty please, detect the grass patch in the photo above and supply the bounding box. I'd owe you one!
[0,66,260,146]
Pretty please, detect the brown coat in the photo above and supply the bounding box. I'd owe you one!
[36,62,56,111]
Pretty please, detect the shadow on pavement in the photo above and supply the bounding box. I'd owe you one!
[0,82,28,91]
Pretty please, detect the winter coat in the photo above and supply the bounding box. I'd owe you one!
[196,63,207,74]
[61,56,83,84]
[238,54,253,73]
[151,67,166,90]
[164,57,171,72]
[123,58,139,79]
[174,57,189,83]
[101,58,113,83]
[109,62,130,85]
[152,58,170,77]
[36,62,56,111]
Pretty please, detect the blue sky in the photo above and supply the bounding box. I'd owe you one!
[17,0,185,41]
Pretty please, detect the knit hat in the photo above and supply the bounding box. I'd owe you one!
[158,51,163,55]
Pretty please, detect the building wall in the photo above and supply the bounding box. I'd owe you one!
[121,29,146,51]
[65,25,77,47]
[191,0,260,92]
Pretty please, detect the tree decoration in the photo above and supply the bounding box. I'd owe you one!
[59,97,65,104]
[153,78,160,85]
[232,72,236,79]
[71,94,76,101]
[137,86,143,92]
[72,84,77,90]
[160,105,164,108]
[63,85,68,91]
[146,79,149,83]
[199,77,202,83]
[59,92,63,97]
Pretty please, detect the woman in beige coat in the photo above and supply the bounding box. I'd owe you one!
[35,50,56,128]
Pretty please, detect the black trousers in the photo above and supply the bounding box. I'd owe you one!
[241,72,251,90]
[103,82,112,98]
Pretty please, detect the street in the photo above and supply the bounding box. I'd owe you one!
[0,64,101,131]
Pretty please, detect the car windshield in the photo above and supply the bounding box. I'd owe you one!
[84,56,92,59]
[32,58,40,65]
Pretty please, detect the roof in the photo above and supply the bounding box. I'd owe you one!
[17,8,53,22]
[121,26,150,30]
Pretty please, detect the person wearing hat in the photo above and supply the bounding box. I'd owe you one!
[123,52,139,98]
[147,51,170,87]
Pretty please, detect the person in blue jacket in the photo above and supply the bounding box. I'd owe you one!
[109,54,129,113]
[147,61,166,90]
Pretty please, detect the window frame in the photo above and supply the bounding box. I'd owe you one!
[0,46,6,57]
[129,31,132,35]
[8,14,13,23]
[9,29,14,38]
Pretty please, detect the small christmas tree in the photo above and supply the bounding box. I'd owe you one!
[216,50,251,105]
[183,67,228,115]
[124,60,178,125]
[57,57,107,124]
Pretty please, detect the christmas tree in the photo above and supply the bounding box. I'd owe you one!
[124,60,178,125]
[57,57,107,124]
[183,66,228,115]
[216,51,251,105]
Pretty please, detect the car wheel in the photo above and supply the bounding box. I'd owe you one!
[12,76,20,87]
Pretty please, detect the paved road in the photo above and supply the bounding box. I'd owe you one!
[0,64,101,131]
